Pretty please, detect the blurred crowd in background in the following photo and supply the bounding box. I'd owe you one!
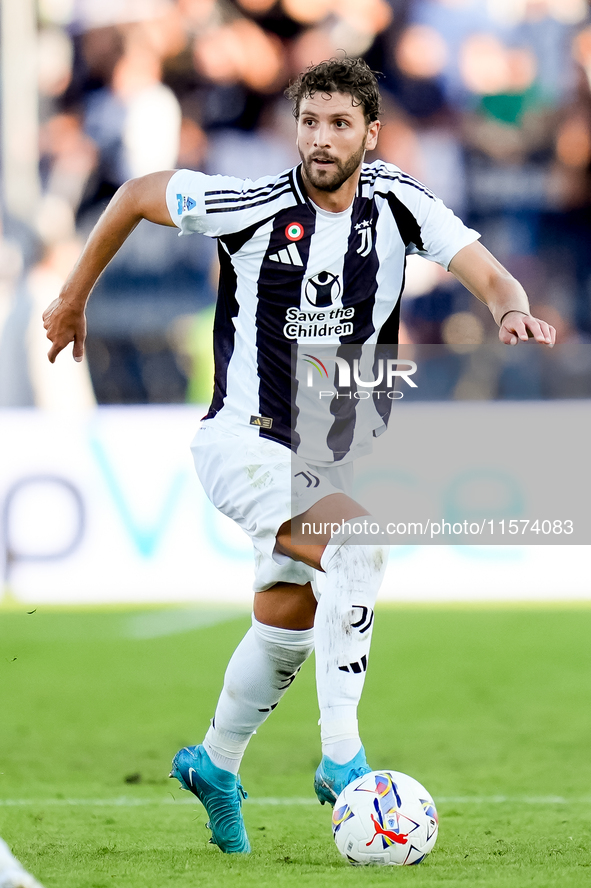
[2,0,591,408]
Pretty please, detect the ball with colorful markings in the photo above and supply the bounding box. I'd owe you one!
[332,770,438,866]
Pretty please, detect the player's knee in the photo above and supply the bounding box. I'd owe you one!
[320,542,388,603]
[253,582,317,630]
[252,616,314,670]
[322,540,387,573]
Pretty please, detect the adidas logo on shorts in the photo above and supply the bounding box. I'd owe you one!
[250,415,273,428]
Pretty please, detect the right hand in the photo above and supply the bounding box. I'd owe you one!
[42,296,87,363]
[498,310,556,347]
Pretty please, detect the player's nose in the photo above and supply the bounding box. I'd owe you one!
[314,123,331,147]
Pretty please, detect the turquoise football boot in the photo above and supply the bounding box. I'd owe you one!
[314,746,372,806]
[170,744,250,853]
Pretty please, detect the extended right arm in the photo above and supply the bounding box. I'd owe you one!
[43,170,176,363]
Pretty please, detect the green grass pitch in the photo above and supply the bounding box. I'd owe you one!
[1,604,591,887]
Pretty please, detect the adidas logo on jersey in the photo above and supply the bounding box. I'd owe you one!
[269,242,303,266]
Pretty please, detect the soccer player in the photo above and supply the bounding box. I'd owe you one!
[0,837,44,888]
[43,58,556,854]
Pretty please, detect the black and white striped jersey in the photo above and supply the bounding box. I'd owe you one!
[166,161,479,464]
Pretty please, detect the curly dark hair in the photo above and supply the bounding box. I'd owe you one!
[285,57,382,124]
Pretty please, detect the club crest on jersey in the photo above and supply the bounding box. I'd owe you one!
[305,271,341,307]
[176,193,196,214]
[285,222,304,241]
[355,220,373,257]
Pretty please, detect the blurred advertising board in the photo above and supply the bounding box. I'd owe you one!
[0,404,589,605]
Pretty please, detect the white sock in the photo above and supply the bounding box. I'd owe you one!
[0,837,44,888]
[323,736,363,765]
[315,530,388,765]
[203,616,314,774]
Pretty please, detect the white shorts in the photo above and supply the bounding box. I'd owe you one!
[191,423,354,592]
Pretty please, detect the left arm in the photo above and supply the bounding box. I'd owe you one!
[448,240,556,346]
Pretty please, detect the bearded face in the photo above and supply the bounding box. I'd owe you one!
[299,136,367,193]
[296,92,379,199]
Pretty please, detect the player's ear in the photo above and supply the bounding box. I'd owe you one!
[366,119,380,151]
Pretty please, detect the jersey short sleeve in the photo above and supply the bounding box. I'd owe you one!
[372,163,480,269]
[165,167,297,238]
[409,191,480,269]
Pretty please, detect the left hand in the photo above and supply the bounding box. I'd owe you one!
[499,311,556,347]
[42,296,87,363]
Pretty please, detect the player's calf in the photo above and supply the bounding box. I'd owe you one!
[315,538,388,768]
[203,618,314,774]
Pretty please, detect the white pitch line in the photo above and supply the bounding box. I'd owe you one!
[436,796,584,805]
[126,608,247,639]
[1,796,591,807]
[0,798,314,808]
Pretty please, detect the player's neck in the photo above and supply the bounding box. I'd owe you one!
[301,166,361,214]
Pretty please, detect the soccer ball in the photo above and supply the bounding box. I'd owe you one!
[332,770,438,866]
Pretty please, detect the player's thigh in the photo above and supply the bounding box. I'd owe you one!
[254,581,317,629]
[275,492,370,570]
[192,425,354,585]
